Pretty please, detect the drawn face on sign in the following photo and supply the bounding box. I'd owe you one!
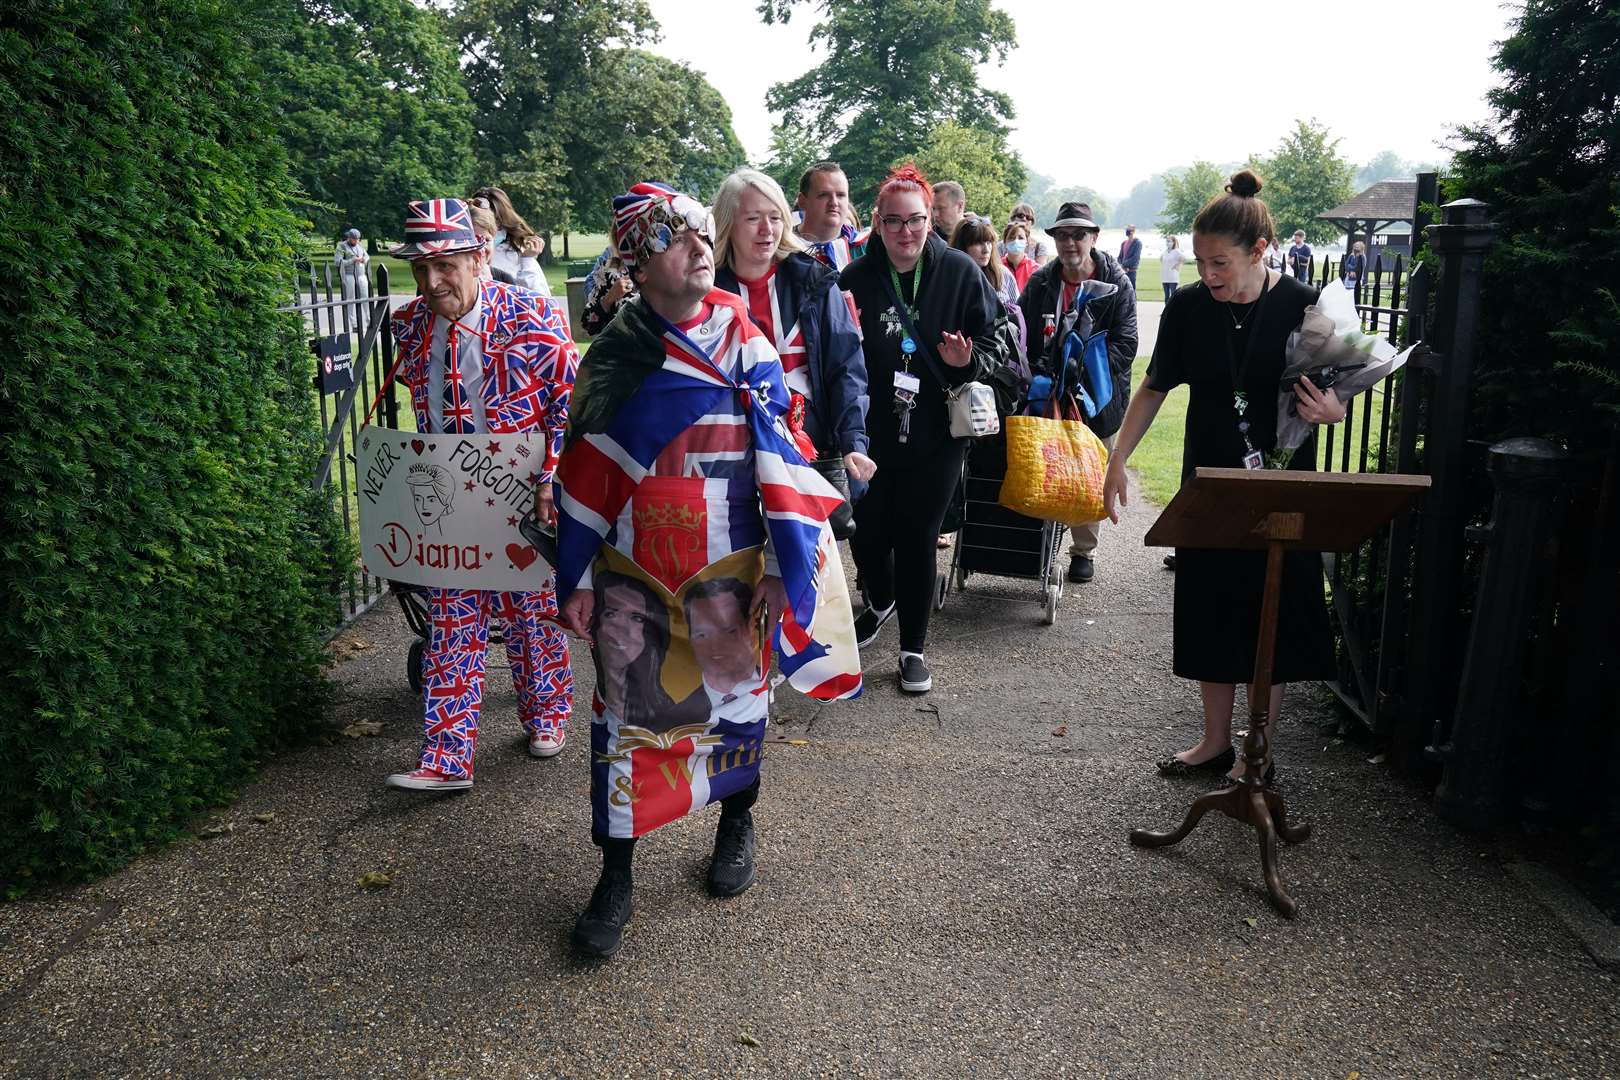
[407,463,455,531]
[684,578,758,693]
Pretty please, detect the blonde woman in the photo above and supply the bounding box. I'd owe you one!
[1341,239,1367,291]
[711,169,874,527]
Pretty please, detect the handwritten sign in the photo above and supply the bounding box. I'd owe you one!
[357,426,554,592]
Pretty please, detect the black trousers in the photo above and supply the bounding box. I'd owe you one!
[850,441,967,653]
[594,778,759,867]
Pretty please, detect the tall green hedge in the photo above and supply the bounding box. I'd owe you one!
[0,0,344,890]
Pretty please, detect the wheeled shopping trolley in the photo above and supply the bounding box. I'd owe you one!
[935,435,1068,625]
[390,515,557,692]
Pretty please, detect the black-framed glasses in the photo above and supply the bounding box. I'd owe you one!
[879,214,929,232]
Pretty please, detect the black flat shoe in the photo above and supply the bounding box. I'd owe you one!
[1219,762,1278,788]
[1155,745,1236,776]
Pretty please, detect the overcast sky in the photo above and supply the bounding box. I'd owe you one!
[643,0,1517,198]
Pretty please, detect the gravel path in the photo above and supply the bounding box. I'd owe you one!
[2,468,1615,1079]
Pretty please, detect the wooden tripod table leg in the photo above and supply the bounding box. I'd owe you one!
[1128,777,1309,919]
[1250,787,1297,918]
[1129,785,1245,848]
[1130,525,1313,919]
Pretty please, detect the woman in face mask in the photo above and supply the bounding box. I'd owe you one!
[1001,221,1036,293]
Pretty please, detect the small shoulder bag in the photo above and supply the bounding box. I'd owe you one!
[877,270,999,439]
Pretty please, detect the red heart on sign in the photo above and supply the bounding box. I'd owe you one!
[410,439,425,455]
[506,543,538,571]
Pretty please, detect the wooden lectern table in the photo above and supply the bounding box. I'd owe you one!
[1130,468,1430,917]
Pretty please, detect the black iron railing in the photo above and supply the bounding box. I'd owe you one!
[281,261,404,633]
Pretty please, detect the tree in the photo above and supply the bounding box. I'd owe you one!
[1446,0,1620,448]
[454,0,657,230]
[1353,151,1449,190]
[1026,185,1111,229]
[762,122,827,202]
[262,0,476,242]
[758,0,1018,202]
[548,49,747,233]
[1156,162,1226,234]
[1113,172,1172,233]
[1260,119,1354,243]
[907,120,1025,224]
[1355,149,1410,189]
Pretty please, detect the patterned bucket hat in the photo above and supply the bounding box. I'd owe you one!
[612,182,712,268]
[390,198,485,260]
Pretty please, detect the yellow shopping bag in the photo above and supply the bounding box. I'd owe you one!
[999,402,1110,527]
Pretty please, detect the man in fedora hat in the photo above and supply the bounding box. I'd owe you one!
[1016,201,1138,585]
[383,197,580,792]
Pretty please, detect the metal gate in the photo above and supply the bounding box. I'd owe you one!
[1293,178,1498,773]
[281,261,403,633]
[1303,248,1429,729]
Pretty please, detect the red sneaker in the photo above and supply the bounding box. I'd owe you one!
[528,728,566,758]
[384,768,472,791]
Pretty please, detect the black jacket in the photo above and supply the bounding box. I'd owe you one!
[840,232,1004,466]
[1018,248,1138,437]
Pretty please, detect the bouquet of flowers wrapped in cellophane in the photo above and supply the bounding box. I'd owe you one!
[1271,280,1420,468]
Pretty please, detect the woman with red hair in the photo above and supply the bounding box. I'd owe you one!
[838,164,1008,695]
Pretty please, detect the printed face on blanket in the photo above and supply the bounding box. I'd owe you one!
[382,197,581,791]
[556,180,860,959]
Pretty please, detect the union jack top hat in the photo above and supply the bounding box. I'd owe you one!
[391,198,485,260]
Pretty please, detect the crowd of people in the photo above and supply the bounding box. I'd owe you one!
[370,161,1347,960]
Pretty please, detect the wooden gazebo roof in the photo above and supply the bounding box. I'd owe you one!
[1317,180,1418,226]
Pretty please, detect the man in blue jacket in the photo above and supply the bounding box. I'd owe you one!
[1117,225,1143,289]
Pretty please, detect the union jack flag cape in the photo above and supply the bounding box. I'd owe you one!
[556,290,862,703]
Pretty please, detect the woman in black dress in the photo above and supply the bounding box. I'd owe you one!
[1101,170,1347,781]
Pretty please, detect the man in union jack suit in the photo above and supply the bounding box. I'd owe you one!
[384,197,579,792]
[555,182,861,958]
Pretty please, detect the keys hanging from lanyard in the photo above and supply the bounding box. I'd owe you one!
[894,340,921,444]
[1234,391,1264,470]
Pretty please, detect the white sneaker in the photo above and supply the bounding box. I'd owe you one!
[385,768,473,791]
[528,728,566,758]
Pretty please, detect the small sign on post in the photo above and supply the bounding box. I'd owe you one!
[312,335,355,395]
[356,427,554,592]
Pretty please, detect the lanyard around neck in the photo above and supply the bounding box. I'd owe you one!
[889,251,924,319]
[1225,271,1273,417]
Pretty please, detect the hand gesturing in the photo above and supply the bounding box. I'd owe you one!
[938,330,972,368]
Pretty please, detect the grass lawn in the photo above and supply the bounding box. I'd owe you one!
[1144,255,1203,292]
[1124,355,1187,506]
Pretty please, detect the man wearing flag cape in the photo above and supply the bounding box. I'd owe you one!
[556,182,863,959]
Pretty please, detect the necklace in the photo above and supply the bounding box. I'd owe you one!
[1224,269,1272,329]
[1224,298,1257,330]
